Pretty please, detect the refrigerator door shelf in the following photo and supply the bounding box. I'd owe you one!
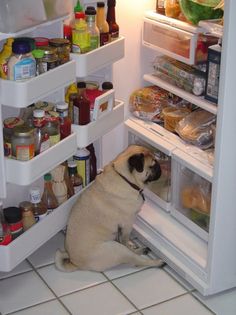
[0,60,76,108]
[5,133,77,186]
[70,37,125,78]
[0,191,79,272]
[143,74,217,115]
[72,99,124,148]
[126,117,213,180]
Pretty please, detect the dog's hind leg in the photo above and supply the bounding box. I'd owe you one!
[85,241,165,272]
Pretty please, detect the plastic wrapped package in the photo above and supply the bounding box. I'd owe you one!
[162,106,192,132]
[175,109,216,149]
[152,56,206,96]
[129,86,170,122]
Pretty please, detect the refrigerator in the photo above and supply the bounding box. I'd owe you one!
[0,0,235,297]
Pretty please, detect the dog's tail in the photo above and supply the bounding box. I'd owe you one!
[55,249,79,272]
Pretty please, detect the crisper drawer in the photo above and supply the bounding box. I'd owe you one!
[125,118,176,212]
[143,17,198,65]
[0,60,76,107]
[0,192,79,272]
[71,36,125,77]
[171,149,212,242]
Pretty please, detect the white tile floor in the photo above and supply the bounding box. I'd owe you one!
[0,232,236,315]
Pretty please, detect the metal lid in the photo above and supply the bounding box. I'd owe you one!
[13,125,34,137]
[3,117,24,129]
[56,102,68,110]
[40,46,57,55]
[49,38,70,47]
[33,109,45,118]
[19,201,33,211]
[3,207,22,223]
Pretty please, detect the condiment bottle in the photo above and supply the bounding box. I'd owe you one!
[51,165,68,205]
[85,6,100,51]
[8,40,36,81]
[48,38,71,65]
[96,2,110,46]
[44,113,60,146]
[73,147,90,187]
[63,24,72,50]
[55,102,72,139]
[33,109,50,155]
[74,81,91,125]
[3,207,23,240]
[32,49,46,75]
[19,201,36,231]
[68,160,83,194]
[0,38,14,79]
[30,188,48,222]
[106,0,119,41]
[42,173,59,213]
[62,161,75,198]
[72,12,90,54]
[86,143,97,181]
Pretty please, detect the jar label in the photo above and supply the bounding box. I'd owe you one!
[40,138,50,153]
[73,156,90,187]
[13,58,36,81]
[16,144,34,161]
[100,32,109,46]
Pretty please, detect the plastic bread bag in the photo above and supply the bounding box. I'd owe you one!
[129,85,170,123]
[175,109,216,149]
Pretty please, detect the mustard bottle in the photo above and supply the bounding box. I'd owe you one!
[0,38,14,79]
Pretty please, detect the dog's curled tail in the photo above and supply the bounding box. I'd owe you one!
[55,249,79,272]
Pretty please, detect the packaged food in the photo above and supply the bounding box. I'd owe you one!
[152,56,206,96]
[129,86,170,122]
[162,106,191,132]
[165,0,181,18]
[175,109,216,149]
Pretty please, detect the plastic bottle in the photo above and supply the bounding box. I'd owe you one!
[86,143,97,181]
[72,12,90,54]
[29,188,48,222]
[85,6,100,51]
[33,109,50,155]
[55,101,72,139]
[0,38,14,79]
[96,2,110,46]
[8,40,36,81]
[68,160,83,194]
[51,165,68,205]
[32,49,46,75]
[106,0,119,41]
[73,148,90,187]
[42,173,59,213]
[74,81,91,125]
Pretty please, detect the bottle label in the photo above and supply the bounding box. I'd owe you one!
[73,155,90,187]
[90,35,99,50]
[100,32,110,46]
[16,144,34,161]
[72,30,90,54]
[110,31,119,41]
[13,58,36,81]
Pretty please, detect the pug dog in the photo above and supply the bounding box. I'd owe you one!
[55,145,165,272]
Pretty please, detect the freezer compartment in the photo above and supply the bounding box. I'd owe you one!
[5,133,77,186]
[143,13,217,65]
[72,99,124,148]
[0,192,79,272]
[125,119,176,211]
[70,37,125,77]
[0,60,76,108]
[171,157,212,242]
[0,0,47,34]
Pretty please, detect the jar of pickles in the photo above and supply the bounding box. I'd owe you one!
[49,38,70,65]
[3,117,24,157]
[40,46,58,71]
[11,125,35,161]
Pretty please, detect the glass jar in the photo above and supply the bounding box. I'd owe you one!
[44,113,60,146]
[19,201,36,231]
[3,207,23,240]
[49,38,70,65]
[55,101,72,139]
[40,46,58,71]
[11,125,35,161]
[3,117,24,157]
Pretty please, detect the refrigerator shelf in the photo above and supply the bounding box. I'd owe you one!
[5,133,77,186]
[0,60,76,108]
[70,37,125,77]
[0,192,79,272]
[72,100,124,148]
[143,74,217,115]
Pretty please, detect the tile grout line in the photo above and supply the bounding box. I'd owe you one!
[25,259,73,315]
[190,290,217,315]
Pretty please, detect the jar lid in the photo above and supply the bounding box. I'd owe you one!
[12,40,31,54]
[40,46,57,55]
[13,125,34,137]
[33,109,45,118]
[3,207,22,223]
[68,160,77,168]
[77,81,86,89]
[49,38,70,47]
[44,173,52,181]
[35,37,49,47]
[3,117,24,129]
[85,6,96,15]
[107,0,116,6]
[56,102,68,110]
[32,49,45,59]
[102,81,113,90]
[97,2,105,8]
[19,201,33,212]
